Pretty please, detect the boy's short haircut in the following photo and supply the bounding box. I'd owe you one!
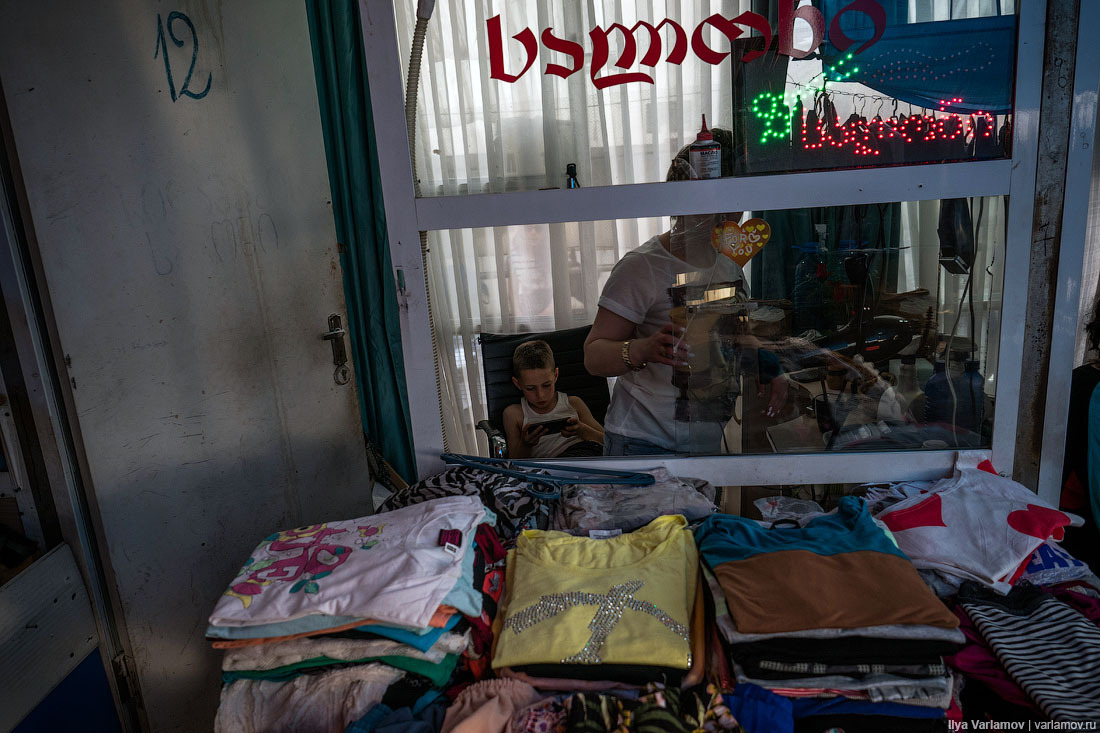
[512,340,555,376]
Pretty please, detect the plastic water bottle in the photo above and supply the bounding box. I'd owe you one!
[792,241,827,335]
[923,359,985,435]
[896,355,922,415]
[955,359,985,433]
[922,360,949,424]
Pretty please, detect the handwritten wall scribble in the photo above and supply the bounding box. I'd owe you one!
[154,11,211,102]
[209,210,280,264]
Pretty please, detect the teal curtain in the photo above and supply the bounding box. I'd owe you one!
[306,0,417,481]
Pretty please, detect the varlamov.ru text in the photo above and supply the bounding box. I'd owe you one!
[949,722,1098,731]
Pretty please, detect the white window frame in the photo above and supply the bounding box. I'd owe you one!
[361,0,1047,485]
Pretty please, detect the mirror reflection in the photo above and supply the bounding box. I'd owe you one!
[429,132,1003,458]
[432,186,1003,458]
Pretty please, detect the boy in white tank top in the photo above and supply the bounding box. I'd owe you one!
[502,340,605,459]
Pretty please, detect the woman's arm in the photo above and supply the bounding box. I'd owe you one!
[565,396,605,443]
[583,307,691,377]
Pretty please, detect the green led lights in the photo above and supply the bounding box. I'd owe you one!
[751,91,791,144]
[824,52,859,83]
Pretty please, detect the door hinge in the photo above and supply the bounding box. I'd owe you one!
[111,651,138,705]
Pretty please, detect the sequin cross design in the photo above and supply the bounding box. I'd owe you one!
[503,579,689,664]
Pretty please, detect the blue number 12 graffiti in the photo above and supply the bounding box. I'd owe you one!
[154,11,211,101]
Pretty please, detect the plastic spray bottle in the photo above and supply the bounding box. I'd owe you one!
[565,163,580,189]
[688,114,722,180]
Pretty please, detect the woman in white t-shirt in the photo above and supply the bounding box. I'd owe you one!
[583,130,788,455]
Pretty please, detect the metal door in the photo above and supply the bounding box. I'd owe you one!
[0,2,374,729]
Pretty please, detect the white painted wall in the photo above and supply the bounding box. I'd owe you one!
[0,2,373,729]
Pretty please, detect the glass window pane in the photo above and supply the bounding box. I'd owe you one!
[429,196,1005,456]
[398,1,1017,195]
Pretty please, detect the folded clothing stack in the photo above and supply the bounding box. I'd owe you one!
[695,496,963,732]
[947,580,1100,722]
[492,514,702,688]
[206,495,489,733]
[872,465,1081,593]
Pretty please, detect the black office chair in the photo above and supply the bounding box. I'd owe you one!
[476,325,611,457]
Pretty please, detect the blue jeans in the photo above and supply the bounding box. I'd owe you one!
[603,430,677,456]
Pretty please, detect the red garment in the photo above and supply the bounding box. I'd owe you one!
[709,615,736,690]
[1046,582,1100,625]
[1061,470,1088,513]
[451,523,507,689]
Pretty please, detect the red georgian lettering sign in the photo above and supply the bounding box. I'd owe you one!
[489,0,887,88]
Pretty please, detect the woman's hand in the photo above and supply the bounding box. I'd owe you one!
[634,323,693,367]
[758,374,790,418]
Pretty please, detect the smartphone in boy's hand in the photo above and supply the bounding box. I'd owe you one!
[529,417,570,434]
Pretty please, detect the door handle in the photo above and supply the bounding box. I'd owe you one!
[322,314,351,385]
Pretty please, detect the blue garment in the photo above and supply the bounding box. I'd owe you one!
[346,703,393,733]
[724,684,794,733]
[790,697,944,719]
[1088,382,1100,530]
[206,612,455,641]
[438,509,496,616]
[694,496,907,565]
[355,613,460,653]
[411,690,444,716]
[345,701,447,733]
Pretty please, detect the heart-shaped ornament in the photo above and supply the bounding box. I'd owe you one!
[712,218,772,266]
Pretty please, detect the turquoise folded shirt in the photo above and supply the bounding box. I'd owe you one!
[694,496,907,566]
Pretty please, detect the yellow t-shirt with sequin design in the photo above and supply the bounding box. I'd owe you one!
[492,514,698,670]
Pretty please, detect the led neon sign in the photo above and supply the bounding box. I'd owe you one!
[751,92,791,145]
[799,109,993,156]
[751,89,994,156]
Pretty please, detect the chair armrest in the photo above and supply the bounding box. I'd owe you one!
[476,420,508,458]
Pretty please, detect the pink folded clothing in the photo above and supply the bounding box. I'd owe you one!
[441,678,542,733]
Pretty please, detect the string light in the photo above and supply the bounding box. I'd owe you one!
[866,44,995,85]
[823,53,861,84]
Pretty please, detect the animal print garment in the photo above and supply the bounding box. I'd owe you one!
[378,466,553,541]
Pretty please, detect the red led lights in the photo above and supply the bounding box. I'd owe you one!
[797,107,995,154]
